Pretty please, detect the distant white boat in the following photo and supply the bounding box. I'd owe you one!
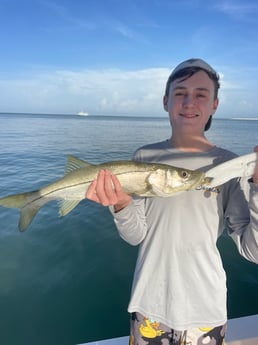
[77,111,89,116]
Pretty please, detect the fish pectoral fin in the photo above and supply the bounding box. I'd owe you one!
[19,205,41,232]
[58,200,81,217]
[65,155,96,175]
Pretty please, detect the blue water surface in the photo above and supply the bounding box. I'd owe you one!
[0,113,257,344]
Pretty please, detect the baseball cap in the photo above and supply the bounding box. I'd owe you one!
[170,58,217,78]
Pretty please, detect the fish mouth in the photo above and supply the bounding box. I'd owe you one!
[195,176,213,190]
[184,173,210,190]
[202,176,213,185]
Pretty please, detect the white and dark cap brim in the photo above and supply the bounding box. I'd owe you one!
[170,58,217,77]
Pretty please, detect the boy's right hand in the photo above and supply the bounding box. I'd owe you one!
[86,169,132,211]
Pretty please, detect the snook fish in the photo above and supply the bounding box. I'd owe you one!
[0,155,206,231]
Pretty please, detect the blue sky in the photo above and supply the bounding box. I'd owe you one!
[0,0,258,118]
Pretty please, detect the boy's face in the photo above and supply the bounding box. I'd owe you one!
[163,70,218,134]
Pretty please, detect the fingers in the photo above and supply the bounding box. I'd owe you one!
[97,170,118,206]
[95,170,109,205]
[86,179,101,203]
[110,172,123,193]
[86,170,120,206]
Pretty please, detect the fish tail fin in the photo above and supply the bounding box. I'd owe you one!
[0,192,33,208]
[19,205,41,232]
[0,191,41,231]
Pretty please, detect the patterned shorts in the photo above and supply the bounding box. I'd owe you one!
[129,312,227,345]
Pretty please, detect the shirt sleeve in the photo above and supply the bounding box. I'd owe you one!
[110,195,148,246]
[224,178,258,263]
[109,148,149,246]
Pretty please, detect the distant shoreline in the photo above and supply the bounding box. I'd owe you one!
[231,117,258,121]
[0,112,258,121]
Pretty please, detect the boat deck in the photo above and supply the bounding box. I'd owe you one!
[81,314,258,345]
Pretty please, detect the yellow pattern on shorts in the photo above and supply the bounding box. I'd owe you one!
[129,334,134,345]
[139,318,165,338]
[199,327,214,332]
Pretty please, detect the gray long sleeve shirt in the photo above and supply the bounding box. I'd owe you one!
[111,141,258,330]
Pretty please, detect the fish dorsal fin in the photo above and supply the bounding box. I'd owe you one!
[65,155,95,175]
[58,200,81,217]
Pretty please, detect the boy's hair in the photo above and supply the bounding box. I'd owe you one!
[165,66,220,100]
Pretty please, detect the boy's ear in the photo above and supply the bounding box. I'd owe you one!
[213,98,219,112]
[163,95,168,111]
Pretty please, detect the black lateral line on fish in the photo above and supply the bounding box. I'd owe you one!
[21,169,151,207]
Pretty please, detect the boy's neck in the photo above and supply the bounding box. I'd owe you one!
[169,135,215,152]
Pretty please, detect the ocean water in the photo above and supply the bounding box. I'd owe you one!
[0,113,257,345]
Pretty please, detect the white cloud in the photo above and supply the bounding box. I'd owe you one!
[214,0,258,19]
[38,0,97,31]
[215,66,258,117]
[0,68,170,115]
[1,65,258,118]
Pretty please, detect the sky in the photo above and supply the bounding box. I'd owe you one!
[0,0,258,118]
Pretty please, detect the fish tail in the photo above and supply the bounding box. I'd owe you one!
[0,191,41,231]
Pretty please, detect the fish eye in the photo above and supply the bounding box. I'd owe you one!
[181,171,189,179]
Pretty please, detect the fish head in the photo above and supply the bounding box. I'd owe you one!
[148,166,206,196]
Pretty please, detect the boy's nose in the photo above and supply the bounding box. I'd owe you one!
[183,94,194,106]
